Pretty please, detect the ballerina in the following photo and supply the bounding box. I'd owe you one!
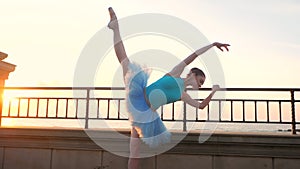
[107,7,230,169]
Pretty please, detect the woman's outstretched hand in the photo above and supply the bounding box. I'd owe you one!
[213,42,230,52]
[212,85,220,92]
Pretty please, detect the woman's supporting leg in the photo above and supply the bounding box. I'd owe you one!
[108,7,130,77]
[128,127,141,169]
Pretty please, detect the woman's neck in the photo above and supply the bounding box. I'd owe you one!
[183,77,193,88]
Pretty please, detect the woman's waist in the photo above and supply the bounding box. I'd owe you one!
[143,87,157,112]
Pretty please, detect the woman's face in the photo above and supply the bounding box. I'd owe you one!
[193,75,205,89]
[188,72,205,89]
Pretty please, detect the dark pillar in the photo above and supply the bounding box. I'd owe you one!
[0,52,16,126]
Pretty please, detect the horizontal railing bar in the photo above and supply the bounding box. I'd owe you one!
[1,116,80,119]
[195,99,293,102]
[7,97,87,100]
[2,116,297,124]
[0,116,128,120]
[187,88,300,92]
[7,97,126,100]
[155,119,299,124]
[7,97,295,103]
[191,120,297,124]
[1,87,125,90]
[1,116,298,125]
[90,118,128,120]
[2,87,300,92]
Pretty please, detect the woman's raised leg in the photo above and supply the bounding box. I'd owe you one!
[108,7,130,77]
[108,8,141,169]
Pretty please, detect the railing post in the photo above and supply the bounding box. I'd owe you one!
[183,102,187,132]
[290,90,296,135]
[85,88,90,129]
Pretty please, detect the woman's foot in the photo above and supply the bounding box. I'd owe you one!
[108,7,119,30]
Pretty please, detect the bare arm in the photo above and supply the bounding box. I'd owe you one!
[168,42,230,77]
[181,85,220,109]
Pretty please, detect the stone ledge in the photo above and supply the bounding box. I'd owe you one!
[0,127,299,158]
[0,52,8,60]
[0,51,16,80]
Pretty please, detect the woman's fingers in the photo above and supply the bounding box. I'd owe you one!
[217,46,223,51]
[223,44,230,51]
[217,43,230,52]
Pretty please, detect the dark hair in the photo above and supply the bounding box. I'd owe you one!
[191,67,205,77]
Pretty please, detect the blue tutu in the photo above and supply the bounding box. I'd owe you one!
[125,63,171,148]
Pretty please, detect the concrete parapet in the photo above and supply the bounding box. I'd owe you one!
[0,148,3,168]
[0,127,299,169]
[274,158,300,169]
[52,149,102,169]
[157,154,212,169]
[214,156,272,169]
[3,148,51,169]
[102,152,155,169]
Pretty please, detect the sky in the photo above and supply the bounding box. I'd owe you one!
[1,0,300,88]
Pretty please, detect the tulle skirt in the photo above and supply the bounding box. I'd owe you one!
[125,63,171,148]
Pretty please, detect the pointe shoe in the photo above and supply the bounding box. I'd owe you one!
[108,7,119,30]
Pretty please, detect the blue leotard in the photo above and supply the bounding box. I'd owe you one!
[146,75,185,110]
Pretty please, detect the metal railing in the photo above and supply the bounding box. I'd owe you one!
[0,87,299,134]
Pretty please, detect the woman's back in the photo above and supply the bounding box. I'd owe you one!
[146,75,184,110]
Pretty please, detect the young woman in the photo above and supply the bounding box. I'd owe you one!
[107,7,230,169]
